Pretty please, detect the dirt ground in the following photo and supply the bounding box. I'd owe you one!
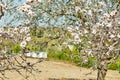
[1,58,120,80]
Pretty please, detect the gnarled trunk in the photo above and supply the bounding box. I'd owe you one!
[97,67,107,80]
[0,0,5,19]
[97,59,108,80]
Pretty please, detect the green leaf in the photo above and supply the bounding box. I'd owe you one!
[14,44,21,54]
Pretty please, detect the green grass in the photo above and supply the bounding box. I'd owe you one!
[48,49,120,71]
[108,58,120,71]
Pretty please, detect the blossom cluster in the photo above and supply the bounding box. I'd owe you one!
[67,26,81,44]
[17,3,35,17]
[16,0,42,17]
[0,27,31,53]
[66,1,120,63]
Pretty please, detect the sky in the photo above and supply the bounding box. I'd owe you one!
[0,0,116,27]
[0,0,26,27]
[0,0,71,27]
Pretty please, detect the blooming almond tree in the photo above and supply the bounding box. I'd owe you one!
[0,0,42,79]
[66,0,120,80]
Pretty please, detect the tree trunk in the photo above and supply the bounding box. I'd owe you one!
[0,0,4,19]
[97,59,108,80]
[97,67,107,80]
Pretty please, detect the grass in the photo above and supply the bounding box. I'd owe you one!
[48,49,120,72]
[108,58,120,72]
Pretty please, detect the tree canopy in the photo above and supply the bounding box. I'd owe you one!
[0,0,119,27]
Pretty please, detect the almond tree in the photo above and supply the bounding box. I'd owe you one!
[0,0,43,79]
[66,0,120,80]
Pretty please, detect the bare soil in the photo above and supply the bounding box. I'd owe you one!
[1,58,120,80]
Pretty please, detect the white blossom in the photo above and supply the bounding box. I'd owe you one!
[14,27,18,31]
[20,41,27,48]
[26,0,33,3]
[27,10,35,16]
[38,0,42,2]
[98,9,103,13]
[84,29,88,34]
[96,23,100,27]
[74,37,81,44]
[1,49,7,54]
[81,9,87,13]
[88,10,92,16]
[99,1,106,7]
[110,10,117,16]
[67,26,73,32]
[103,13,109,17]
[110,34,115,38]
[23,3,31,9]
[86,0,92,5]
[88,41,92,44]
[19,54,22,56]
[117,34,120,38]
[1,46,7,54]
[75,6,81,13]
[20,27,30,33]
[74,34,80,40]
[83,56,88,63]
[63,42,68,45]
[118,21,120,25]
[0,40,2,43]
[88,50,93,57]
[26,37,31,42]
[71,33,78,37]
[106,22,112,27]
[108,46,114,51]
[0,28,4,33]
[10,33,14,37]
[17,3,31,13]
[25,19,30,24]
[92,29,97,34]
[20,28,25,33]
[68,45,73,51]
[27,33,30,37]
